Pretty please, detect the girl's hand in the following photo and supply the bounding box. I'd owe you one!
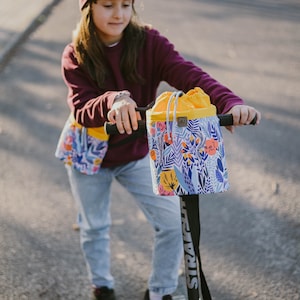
[107,95,141,134]
[225,105,261,133]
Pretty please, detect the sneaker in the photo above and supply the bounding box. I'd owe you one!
[93,286,116,300]
[143,289,173,300]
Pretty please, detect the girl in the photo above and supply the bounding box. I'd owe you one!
[56,0,261,299]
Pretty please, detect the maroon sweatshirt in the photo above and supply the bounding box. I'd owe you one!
[62,28,244,167]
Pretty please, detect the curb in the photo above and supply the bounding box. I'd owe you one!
[0,0,62,69]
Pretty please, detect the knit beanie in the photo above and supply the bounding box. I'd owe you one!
[79,0,134,10]
[79,0,88,10]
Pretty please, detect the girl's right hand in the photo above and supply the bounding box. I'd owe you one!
[107,95,141,134]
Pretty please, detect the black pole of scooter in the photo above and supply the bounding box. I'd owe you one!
[180,195,212,300]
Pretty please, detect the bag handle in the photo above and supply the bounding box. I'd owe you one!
[166,91,184,140]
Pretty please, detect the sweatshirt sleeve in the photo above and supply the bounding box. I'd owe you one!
[61,44,121,127]
[149,30,245,114]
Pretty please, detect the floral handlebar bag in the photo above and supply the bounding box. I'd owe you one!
[146,87,229,196]
[55,115,109,175]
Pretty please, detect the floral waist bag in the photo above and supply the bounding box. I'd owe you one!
[55,115,109,175]
[146,87,229,196]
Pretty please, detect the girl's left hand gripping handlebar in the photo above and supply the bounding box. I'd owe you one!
[104,114,257,135]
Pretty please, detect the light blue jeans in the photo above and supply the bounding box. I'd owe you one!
[66,154,183,295]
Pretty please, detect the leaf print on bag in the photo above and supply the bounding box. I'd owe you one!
[160,169,179,192]
[208,121,219,141]
[181,132,198,165]
[217,158,224,172]
[174,166,190,194]
[215,169,224,183]
[173,135,184,168]
[187,118,201,137]
[150,149,157,161]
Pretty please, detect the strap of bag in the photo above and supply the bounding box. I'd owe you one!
[166,91,184,140]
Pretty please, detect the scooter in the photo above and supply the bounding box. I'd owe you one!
[105,106,257,300]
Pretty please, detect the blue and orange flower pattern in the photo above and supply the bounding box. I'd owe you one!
[55,119,108,175]
[147,116,229,196]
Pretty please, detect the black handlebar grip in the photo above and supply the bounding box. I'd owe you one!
[104,122,119,135]
[218,114,234,127]
[250,114,258,125]
[218,114,257,127]
[105,120,146,135]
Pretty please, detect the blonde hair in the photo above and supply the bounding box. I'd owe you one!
[73,1,146,88]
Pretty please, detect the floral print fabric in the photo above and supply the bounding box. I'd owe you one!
[147,116,229,196]
[55,118,108,175]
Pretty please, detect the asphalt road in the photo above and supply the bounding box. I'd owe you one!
[0,0,299,299]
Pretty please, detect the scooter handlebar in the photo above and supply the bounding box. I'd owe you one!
[105,120,146,135]
[105,114,257,135]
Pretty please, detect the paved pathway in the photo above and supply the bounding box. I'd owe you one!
[0,0,299,299]
[0,0,60,65]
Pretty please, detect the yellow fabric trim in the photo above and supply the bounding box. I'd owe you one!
[70,115,109,141]
[146,105,216,122]
[146,87,216,122]
[153,87,211,112]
